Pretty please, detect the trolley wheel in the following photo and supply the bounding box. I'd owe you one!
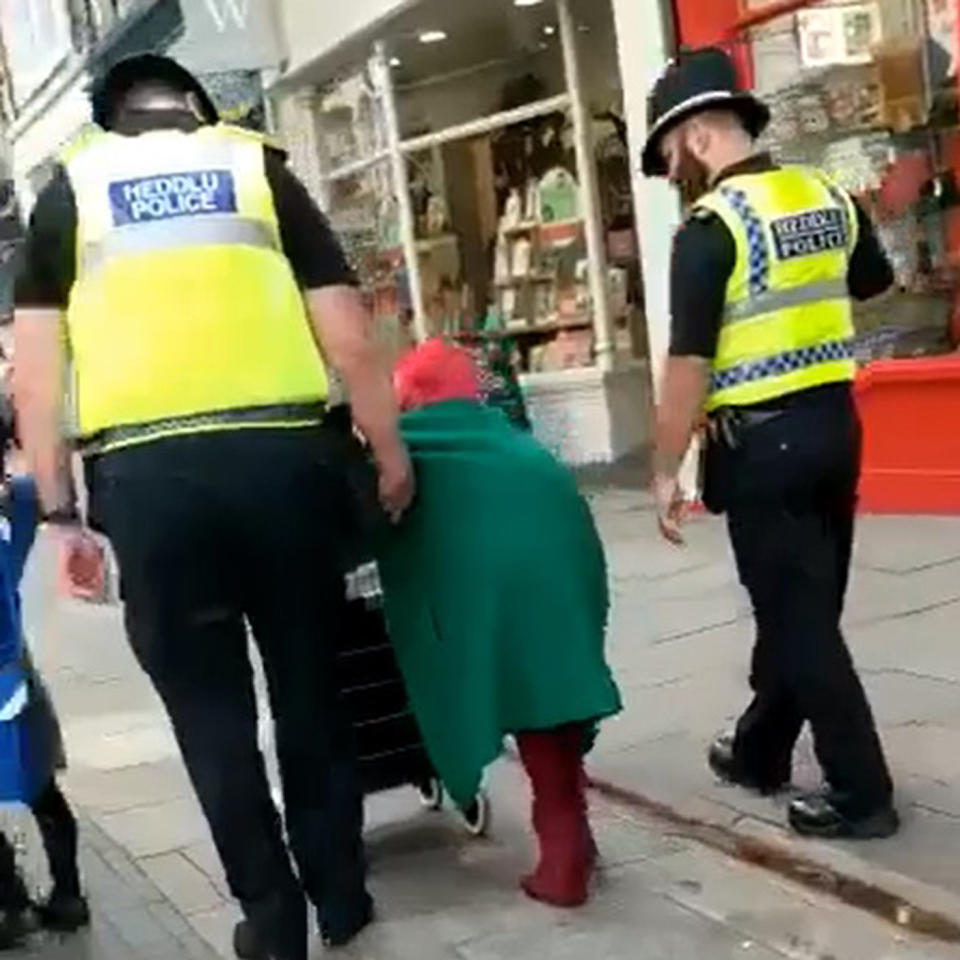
[417,777,444,811]
[460,790,491,838]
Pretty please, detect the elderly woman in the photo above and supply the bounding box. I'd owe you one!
[375,339,621,908]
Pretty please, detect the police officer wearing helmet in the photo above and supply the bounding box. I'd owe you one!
[14,55,414,959]
[644,48,899,840]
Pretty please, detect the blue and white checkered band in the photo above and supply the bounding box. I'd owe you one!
[711,339,854,393]
[721,187,769,297]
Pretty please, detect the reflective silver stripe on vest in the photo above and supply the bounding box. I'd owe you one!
[78,402,327,455]
[80,215,278,276]
[723,278,849,323]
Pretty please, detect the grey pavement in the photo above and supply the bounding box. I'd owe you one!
[7,501,960,958]
[587,491,960,917]
[0,808,217,959]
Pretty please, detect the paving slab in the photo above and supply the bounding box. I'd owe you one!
[589,498,960,922]
[12,503,960,958]
[0,815,218,960]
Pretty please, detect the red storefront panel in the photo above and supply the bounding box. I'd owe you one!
[670,0,754,86]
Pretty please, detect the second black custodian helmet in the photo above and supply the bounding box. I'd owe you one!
[642,47,770,178]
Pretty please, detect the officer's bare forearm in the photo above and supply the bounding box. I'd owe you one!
[304,286,405,464]
[653,355,710,478]
[12,309,74,511]
[339,362,406,471]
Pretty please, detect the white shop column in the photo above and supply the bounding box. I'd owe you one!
[558,0,615,373]
[375,41,428,342]
[611,0,699,498]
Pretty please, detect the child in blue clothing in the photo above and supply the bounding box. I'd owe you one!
[0,442,88,947]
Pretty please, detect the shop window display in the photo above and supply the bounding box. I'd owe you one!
[316,69,389,174]
[315,72,412,364]
[304,0,645,380]
[391,0,643,373]
[405,117,593,364]
[734,0,960,359]
[324,162,413,362]
[391,12,568,141]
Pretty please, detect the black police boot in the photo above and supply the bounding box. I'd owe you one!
[233,920,306,960]
[234,888,307,960]
[233,920,269,960]
[36,889,90,933]
[320,892,374,949]
[708,733,789,795]
[788,793,900,840]
[0,844,33,949]
[0,909,30,951]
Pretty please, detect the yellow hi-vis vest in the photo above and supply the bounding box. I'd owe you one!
[62,123,329,451]
[694,166,858,412]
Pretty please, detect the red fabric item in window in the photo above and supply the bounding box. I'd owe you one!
[876,150,932,220]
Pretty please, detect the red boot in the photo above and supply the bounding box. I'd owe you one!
[516,726,594,908]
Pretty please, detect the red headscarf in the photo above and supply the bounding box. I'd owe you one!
[394,339,482,411]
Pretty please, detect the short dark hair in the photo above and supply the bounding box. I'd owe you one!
[91,54,219,129]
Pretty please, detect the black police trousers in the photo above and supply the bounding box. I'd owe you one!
[709,388,893,816]
[88,427,367,960]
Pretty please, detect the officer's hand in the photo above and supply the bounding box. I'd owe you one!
[653,472,687,546]
[377,444,415,524]
[55,526,109,602]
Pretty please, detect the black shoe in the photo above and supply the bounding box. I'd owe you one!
[233,920,269,960]
[37,891,90,933]
[0,908,31,950]
[708,734,789,796]
[236,889,307,960]
[320,893,374,949]
[234,918,307,960]
[788,793,901,840]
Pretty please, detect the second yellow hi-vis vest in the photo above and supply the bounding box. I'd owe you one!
[62,123,329,451]
[694,166,858,412]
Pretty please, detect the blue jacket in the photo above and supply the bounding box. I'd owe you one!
[0,477,38,704]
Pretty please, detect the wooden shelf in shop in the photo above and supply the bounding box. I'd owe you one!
[501,221,540,236]
[771,123,884,152]
[416,234,459,252]
[501,218,583,236]
[453,319,592,340]
[495,274,556,287]
[375,236,459,258]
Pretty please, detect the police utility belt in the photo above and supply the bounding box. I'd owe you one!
[707,406,786,452]
[77,401,328,456]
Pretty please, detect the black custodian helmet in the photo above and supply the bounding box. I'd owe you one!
[642,47,770,177]
[90,54,220,130]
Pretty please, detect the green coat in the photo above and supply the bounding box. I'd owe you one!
[376,401,622,808]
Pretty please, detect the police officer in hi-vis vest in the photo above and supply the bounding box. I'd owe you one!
[14,56,414,960]
[644,48,899,840]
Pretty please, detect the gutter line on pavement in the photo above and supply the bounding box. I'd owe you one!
[583,772,960,945]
